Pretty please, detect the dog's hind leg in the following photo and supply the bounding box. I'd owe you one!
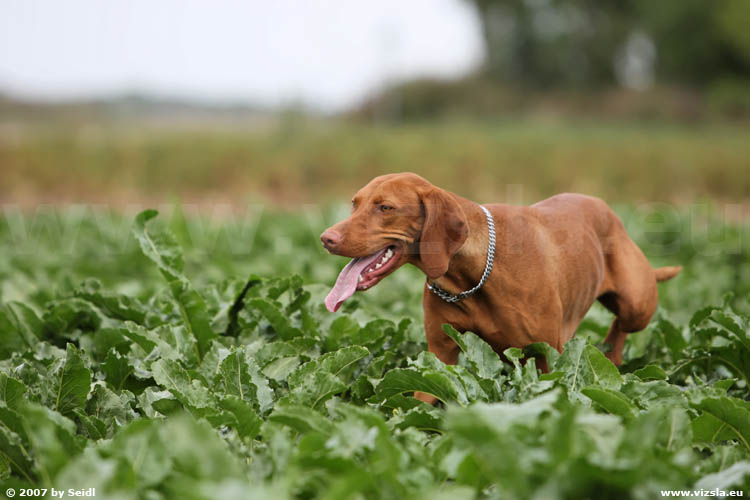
[597,240,660,365]
[600,286,657,365]
[602,318,627,365]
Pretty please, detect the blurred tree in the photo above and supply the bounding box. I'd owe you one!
[470,0,635,87]
[466,0,750,88]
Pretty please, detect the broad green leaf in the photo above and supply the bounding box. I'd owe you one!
[0,305,38,359]
[137,387,179,419]
[73,408,107,441]
[692,412,739,444]
[444,392,561,493]
[101,348,133,390]
[0,374,27,410]
[151,358,217,417]
[74,278,149,324]
[245,357,275,415]
[633,364,668,380]
[107,419,172,487]
[410,351,484,405]
[248,298,304,340]
[219,348,276,415]
[389,406,443,432]
[622,378,688,410]
[42,298,102,337]
[54,447,136,494]
[283,371,348,409]
[157,416,243,482]
[689,305,721,328]
[659,407,692,452]
[53,344,91,417]
[713,378,735,392]
[448,390,559,433]
[694,397,750,449]
[19,403,83,484]
[554,339,622,397]
[119,321,183,362]
[442,324,504,379]
[0,424,34,483]
[219,349,258,404]
[5,301,42,346]
[317,345,369,374]
[524,341,561,369]
[705,346,750,385]
[219,395,262,440]
[255,341,299,367]
[288,346,369,388]
[353,319,404,353]
[224,275,262,337]
[375,369,458,405]
[132,210,215,360]
[695,460,750,491]
[86,383,138,429]
[262,356,300,381]
[581,345,622,388]
[500,347,553,402]
[581,386,637,418]
[325,315,360,350]
[158,324,199,366]
[269,405,334,435]
[710,310,750,352]
[115,323,155,354]
[655,317,688,357]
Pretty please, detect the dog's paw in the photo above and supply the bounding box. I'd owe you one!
[413,391,439,406]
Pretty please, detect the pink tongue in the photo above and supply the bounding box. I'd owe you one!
[325,250,385,312]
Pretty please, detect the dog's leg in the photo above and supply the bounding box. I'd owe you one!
[603,318,627,365]
[597,231,661,366]
[534,354,550,373]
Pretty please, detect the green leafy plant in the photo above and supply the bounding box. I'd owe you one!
[0,208,748,498]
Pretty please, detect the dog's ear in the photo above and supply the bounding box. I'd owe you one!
[419,188,468,279]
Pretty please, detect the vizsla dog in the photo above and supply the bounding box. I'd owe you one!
[320,173,681,404]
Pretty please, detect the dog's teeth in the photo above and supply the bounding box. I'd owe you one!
[385,248,393,259]
[375,263,382,269]
[358,275,363,283]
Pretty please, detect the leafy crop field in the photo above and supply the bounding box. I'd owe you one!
[1,205,749,498]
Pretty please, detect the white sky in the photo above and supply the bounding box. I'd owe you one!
[0,0,483,110]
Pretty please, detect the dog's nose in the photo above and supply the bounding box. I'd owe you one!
[320,229,342,251]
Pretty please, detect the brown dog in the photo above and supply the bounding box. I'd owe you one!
[320,173,681,404]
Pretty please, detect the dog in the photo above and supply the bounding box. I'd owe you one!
[320,173,681,404]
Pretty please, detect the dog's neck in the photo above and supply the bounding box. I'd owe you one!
[429,195,493,297]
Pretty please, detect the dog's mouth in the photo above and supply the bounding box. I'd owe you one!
[325,244,403,312]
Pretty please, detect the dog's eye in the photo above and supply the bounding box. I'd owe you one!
[379,204,394,212]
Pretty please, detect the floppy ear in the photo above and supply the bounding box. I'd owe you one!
[419,188,468,279]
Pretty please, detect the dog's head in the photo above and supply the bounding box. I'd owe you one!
[321,172,468,312]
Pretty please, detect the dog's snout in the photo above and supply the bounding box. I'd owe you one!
[320,229,342,251]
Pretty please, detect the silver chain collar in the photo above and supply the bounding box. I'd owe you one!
[426,205,496,303]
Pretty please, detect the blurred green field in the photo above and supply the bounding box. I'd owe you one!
[2,118,749,206]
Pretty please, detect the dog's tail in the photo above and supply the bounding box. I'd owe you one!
[655,265,683,283]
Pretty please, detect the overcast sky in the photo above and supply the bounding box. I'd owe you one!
[0,0,483,110]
